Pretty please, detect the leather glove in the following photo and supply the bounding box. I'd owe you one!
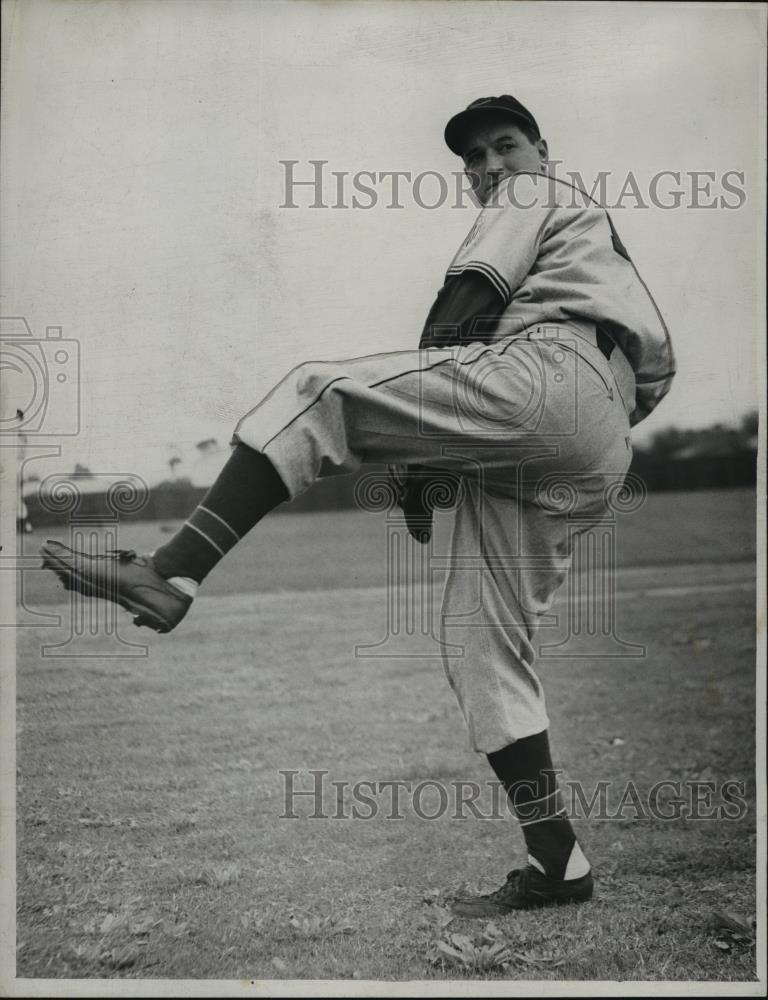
[388,463,460,544]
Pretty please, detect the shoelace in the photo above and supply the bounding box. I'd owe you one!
[484,867,529,901]
[58,546,139,562]
[106,549,138,562]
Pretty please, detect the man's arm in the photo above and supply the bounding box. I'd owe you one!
[392,268,506,542]
[418,268,506,349]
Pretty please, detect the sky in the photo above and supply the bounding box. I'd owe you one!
[1,0,765,488]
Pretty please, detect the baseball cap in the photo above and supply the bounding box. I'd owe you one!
[444,95,541,156]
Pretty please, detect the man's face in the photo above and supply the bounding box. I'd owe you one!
[461,121,548,204]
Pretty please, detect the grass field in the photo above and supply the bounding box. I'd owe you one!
[14,488,760,985]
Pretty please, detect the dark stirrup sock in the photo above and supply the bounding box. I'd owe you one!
[487,731,588,881]
[152,444,289,584]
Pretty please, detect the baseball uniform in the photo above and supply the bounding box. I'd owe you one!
[41,97,676,912]
[232,171,674,752]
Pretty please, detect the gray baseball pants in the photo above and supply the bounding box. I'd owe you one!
[233,322,636,753]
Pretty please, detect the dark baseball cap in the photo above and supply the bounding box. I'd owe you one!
[444,95,541,156]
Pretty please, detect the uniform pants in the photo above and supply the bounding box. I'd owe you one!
[233,324,636,753]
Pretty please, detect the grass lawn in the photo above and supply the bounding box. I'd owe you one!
[19,486,757,604]
[13,488,760,984]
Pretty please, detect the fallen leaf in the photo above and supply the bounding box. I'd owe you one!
[711,910,752,936]
[432,906,454,929]
[436,941,465,960]
[483,921,503,939]
[450,932,474,950]
[104,946,138,970]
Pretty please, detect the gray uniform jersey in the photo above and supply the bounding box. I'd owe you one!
[446,172,676,426]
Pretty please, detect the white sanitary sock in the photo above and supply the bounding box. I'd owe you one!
[166,576,199,600]
[528,841,591,880]
[563,841,591,879]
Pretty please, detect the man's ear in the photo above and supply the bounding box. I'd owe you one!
[537,138,549,164]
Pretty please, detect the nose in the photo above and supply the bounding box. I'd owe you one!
[486,149,505,174]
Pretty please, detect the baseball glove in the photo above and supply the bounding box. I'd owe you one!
[387,463,462,544]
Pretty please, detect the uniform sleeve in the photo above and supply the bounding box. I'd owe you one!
[418,268,506,349]
[446,173,554,304]
[630,369,676,427]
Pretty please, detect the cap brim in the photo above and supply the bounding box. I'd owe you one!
[444,105,539,156]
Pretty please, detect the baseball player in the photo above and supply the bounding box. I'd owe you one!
[42,95,675,916]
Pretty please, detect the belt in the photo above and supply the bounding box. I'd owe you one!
[524,320,615,361]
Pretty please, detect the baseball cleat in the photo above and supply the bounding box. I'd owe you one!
[449,866,594,917]
[40,540,192,634]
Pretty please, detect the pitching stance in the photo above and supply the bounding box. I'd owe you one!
[42,96,675,916]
